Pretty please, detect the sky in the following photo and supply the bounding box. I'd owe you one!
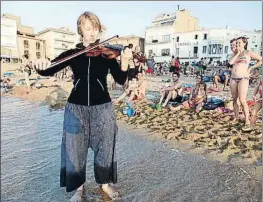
[1,1,262,38]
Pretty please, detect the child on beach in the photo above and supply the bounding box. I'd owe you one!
[170,82,207,113]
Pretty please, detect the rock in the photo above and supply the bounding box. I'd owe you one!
[44,87,69,110]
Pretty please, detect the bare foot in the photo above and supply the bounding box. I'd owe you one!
[101,184,120,201]
[69,189,84,202]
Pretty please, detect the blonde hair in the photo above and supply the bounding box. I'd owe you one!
[77,11,102,37]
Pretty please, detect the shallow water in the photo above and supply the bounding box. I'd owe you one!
[1,97,262,202]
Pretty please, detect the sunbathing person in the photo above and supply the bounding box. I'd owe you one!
[158,72,183,107]
[243,78,262,132]
[114,73,146,103]
[213,69,230,91]
[170,82,207,113]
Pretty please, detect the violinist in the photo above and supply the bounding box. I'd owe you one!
[33,11,130,201]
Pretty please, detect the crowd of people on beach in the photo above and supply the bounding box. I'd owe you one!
[2,35,262,133]
[113,36,262,132]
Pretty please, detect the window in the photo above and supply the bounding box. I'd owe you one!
[193,47,198,58]
[24,50,29,56]
[161,49,170,56]
[252,36,256,43]
[24,40,29,49]
[255,45,258,47]
[208,44,223,54]
[176,36,179,42]
[162,34,170,42]
[36,42,41,50]
[204,34,207,40]
[62,43,68,49]
[148,50,153,56]
[195,34,198,40]
[176,48,179,56]
[224,46,229,54]
[36,52,41,59]
[62,34,66,38]
[202,46,207,54]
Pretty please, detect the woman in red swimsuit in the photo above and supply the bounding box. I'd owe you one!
[229,37,262,129]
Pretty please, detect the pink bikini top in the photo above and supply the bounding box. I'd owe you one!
[234,52,251,66]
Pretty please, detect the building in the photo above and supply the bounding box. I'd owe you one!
[2,14,46,61]
[173,27,262,63]
[144,9,200,62]
[17,31,46,60]
[145,8,262,63]
[38,27,78,60]
[108,35,145,53]
[1,16,19,62]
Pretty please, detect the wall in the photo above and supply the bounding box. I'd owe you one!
[17,34,45,60]
[1,17,18,58]
[173,9,200,33]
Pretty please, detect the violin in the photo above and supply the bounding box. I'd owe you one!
[133,52,147,63]
[49,35,122,68]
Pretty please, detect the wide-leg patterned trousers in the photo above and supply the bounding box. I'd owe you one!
[60,102,118,192]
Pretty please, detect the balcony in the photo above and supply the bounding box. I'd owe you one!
[145,40,171,45]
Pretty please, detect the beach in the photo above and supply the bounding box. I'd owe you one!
[1,65,262,181]
[1,96,262,201]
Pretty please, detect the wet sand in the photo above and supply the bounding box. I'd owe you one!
[1,97,262,202]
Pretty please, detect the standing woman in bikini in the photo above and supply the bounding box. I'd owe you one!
[229,37,262,129]
[34,11,130,201]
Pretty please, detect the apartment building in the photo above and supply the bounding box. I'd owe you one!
[108,35,145,53]
[1,16,18,61]
[38,27,78,60]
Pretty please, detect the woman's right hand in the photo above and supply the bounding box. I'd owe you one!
[33,59,51,72]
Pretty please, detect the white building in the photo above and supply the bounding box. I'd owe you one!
[38,27,78,60]
[145,9,262,63]
[1,16,19,61]
[145,13,177,63]
[173,27,262,63]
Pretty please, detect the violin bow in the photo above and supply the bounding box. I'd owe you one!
[49,35,119,68]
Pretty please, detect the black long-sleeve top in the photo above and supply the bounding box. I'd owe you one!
[37,43,128,106]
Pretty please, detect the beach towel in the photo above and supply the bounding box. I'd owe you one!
[204,97,224,110]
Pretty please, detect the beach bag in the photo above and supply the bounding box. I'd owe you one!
[204,97,224,110]
[127,107,136,117]
[203,76,211,82]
